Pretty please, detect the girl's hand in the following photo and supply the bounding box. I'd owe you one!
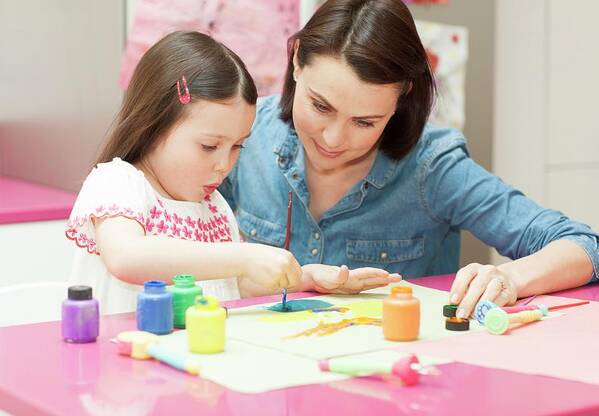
[239,244,302,291]
[304,264,401,294]
[449,263,518,319]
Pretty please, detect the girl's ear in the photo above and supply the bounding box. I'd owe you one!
[292,40,301,81]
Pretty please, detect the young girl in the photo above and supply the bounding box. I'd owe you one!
[66,31,399,314]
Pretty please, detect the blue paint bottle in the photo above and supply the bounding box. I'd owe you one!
[137,280,173,335]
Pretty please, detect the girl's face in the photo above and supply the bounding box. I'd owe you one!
[142,96,255,202]
[292,54,401,173]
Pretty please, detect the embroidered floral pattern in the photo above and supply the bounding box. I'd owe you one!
[67,200,233,255]
[66,204,146,255]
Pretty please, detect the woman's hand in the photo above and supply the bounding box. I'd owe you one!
[449,263,518,319]
[303,264,401,294]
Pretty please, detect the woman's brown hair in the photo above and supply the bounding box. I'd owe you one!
[96,31,257,165]
[279,0,435,160]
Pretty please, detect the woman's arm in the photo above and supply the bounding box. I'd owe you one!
[421,133,599,316]
[500,239,593,296]
[450,240,593,318]
[95,216,302,291]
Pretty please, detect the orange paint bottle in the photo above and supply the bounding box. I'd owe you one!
[383,286,420,341]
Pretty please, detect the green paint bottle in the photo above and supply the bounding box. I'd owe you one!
[169,275,202,328]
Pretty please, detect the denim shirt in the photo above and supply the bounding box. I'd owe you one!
[220,95,599,281]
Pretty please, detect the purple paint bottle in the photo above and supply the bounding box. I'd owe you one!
[62,285,99,343]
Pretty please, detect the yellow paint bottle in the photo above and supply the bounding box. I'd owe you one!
[186,295,226,354]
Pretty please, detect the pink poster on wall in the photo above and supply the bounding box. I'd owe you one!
[120,0,299,96]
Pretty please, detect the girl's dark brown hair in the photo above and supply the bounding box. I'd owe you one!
[96,31,257,165]
[280,0,435,160]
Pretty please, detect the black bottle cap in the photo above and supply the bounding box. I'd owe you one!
[445,317,470,331]
[68,285,93,301]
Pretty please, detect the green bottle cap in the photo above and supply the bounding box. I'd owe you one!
[173,275,196,287]
[443,304,458,318]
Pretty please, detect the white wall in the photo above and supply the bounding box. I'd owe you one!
[0,2,125,299]
[0,1,125,192]
[493,0,599,263]
[545,0,599,230]
[0,221,73,286]
[410,0,496,267]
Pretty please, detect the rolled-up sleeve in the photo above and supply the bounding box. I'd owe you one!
[420,134,599,282]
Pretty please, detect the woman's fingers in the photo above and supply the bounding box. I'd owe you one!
[349,268,391,279]
[450,263,482,305]
[389,273,402,282]
[334,265,350,287]
[456,265,496,318]
[311,265,348,291]
[479,277,504,304]
[314,266,401,294]
[493,279,518,307]
[340,270,402,293]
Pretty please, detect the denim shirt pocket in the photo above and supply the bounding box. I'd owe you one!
[237,209,286,247]
[346,238,424,264]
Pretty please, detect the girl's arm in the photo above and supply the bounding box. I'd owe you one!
[95,216,302,292]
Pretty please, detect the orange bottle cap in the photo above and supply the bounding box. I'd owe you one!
[391,286,412,295]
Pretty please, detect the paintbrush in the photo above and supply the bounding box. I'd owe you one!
[281,191,292,311]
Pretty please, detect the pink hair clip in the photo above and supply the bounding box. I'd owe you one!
[177,76,191,105]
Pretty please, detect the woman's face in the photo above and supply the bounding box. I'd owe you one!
[292,54,401,173]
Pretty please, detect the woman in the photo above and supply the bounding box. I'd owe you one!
[220,0,598,318]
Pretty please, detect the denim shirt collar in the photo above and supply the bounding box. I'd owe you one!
[273,128,400,189]
[364,150,401,189]
[273,127,300,167]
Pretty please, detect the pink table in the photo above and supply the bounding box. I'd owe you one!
[0,176,76,224]
[2,275,599,416]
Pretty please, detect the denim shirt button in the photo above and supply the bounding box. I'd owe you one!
[250,229,257,237]
[364,182,369,190]
[380,252,388,260]
[278,156,287,166]
[314,232,320,240]
[292,172,300,180]
[311,248,318,256]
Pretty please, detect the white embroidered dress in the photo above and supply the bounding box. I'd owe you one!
[65,158,240,314]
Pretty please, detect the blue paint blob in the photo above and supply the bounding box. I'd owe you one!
[313,307,344,313]
[267,299,334,312]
